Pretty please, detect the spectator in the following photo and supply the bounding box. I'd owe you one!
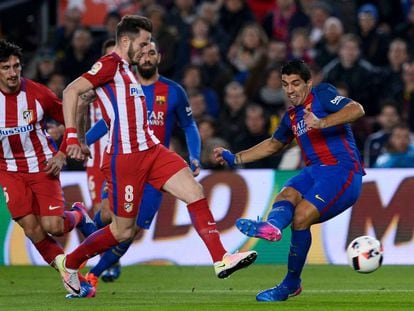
[166,0,197,43]
[262,0,310,44]
[57,27,98,82]
[393,60,414,132]
[266,39,288,68]
[201,137,230,169]
[32,47,57,84]
[357,3,390,67]
[234,104,280,168]
[287,27,313,64]
[307,1,332,47]
[217,0,255,53]
[218,81,249,148]
[253,65,286,116]
[374,124,414,168]
[145,4,179,78]
[394,5,414,55]
[54,7,82,59]
[313,16,344,68]
[198,116,217,145]
[323,33,381,117]
[46,72,67,99]
[363,101,401,167]
[380,38,409,100]
[92,11,121,56]
[199,43,233,101]
[181,64,219,118]
[227,22,268,94]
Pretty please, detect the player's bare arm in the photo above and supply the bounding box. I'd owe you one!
[214,137,285,166]
[76,90,96,158]
[62,77,94,160]
[304,101,365,130]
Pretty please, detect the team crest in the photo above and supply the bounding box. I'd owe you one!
[155,95,166,105]
[23,110,33,123]
[88,62,102,75]
[124,203,133,213]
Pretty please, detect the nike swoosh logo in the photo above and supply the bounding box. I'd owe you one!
[216,263,225,268]
[315,194,325,203]
[65,281,80,295]
[48,205,61,210]
[207,222,216,226]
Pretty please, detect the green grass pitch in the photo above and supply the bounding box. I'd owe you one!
[0,265,413,310]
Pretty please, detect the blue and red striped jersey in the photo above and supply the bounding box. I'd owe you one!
[273,83,364,174]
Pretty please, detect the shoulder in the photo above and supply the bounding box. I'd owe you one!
[313,83,338,95]
[159,76,187,96]
[23,78,55,98]
[89,54,119,73]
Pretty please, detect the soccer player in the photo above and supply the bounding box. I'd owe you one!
[57,15,257,296]
[83,40,203,287]
[214,60,365,302]
[0,40,96,297]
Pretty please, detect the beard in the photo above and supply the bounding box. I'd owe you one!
[137,63,157,79]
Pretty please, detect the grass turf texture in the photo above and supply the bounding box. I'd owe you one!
[0,265,413,310]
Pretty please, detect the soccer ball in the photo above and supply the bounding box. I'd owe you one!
[346,236,383,273]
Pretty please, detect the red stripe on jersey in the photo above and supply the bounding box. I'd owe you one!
[26,89,47,169]
[307,104,337,165]
[288,108,310,165]
[6,94,29,172]
[152,82,169,144]
[338,126,364,173]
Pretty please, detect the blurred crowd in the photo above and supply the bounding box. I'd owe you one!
[7,0,414,170]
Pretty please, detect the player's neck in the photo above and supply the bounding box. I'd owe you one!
[139,72,159,86]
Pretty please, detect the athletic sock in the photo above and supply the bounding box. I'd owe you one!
[90,240,132,277]
[93,210,107,229]
[34,236,64,266]
[283,228,312,288]
[63,210,82,233]
[65,225,118,269]
[267,200,294,230]
[188,198,226,262]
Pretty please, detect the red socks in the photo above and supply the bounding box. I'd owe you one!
[187,198,226,262]
[65,225,118,269]
[63,210,82,233]
[34,236,64,266]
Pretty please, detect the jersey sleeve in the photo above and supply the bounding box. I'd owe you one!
[316,83,352,113]
[272,113,294,144]
[81,55,117,88]
[173,84,201,161]
[174,84,193,128]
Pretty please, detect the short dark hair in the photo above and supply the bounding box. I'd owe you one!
[116,15,152,42]
[0,40,23,63]
[102,38,116,55]
[281,60,311,82]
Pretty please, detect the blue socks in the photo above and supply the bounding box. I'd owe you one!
[93,210,107,229]
[90,240,132,277]
[283,228,312,288]
[267,200,294,230]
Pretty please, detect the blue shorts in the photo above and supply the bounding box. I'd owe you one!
[101,181,162,229]
[285,165,362,223]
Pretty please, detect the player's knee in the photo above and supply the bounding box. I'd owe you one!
[111,225,136,242]
[184,182,205,203]
[276,187,301,205]
[291,214,311,230]
[44,223,64,236]
[23,225,44,241]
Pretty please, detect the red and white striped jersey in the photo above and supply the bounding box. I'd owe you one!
[86,99,107,168]
[82,52,159,155]
[0,78,64,172]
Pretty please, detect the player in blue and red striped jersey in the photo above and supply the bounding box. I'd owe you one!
[214,59,365,302]
[83,40,203,287]
[56,15,256,297]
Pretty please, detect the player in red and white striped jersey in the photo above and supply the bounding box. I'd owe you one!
[0,40,93,284]
[56,15,257,296]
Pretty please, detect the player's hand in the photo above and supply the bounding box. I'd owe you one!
[303,108,323,130]
[44,151,66,176]
[66,144,85,160]
[213,147,236,168]
[80,142,92,159]
[190,159,201,177]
